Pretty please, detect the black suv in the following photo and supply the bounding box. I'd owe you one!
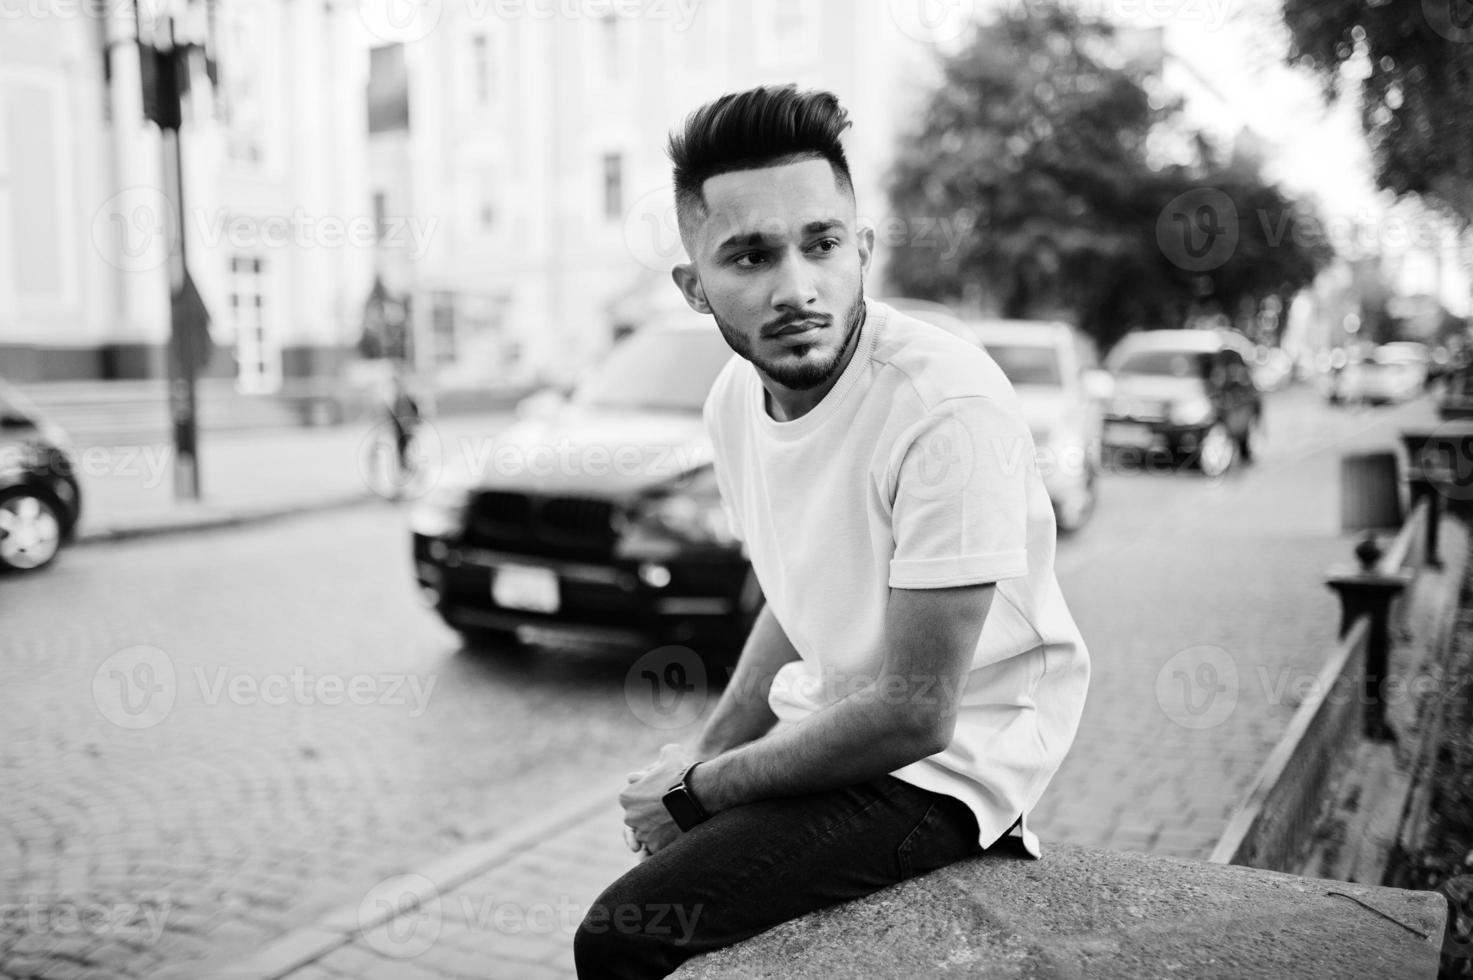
[409,318,759,664]
[1100,330,1263,477]
[0,379,81,571]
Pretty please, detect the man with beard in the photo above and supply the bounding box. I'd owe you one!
[574,85,1090,980]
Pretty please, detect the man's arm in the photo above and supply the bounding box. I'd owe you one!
[687,582,993,813]
[690,603,800,758]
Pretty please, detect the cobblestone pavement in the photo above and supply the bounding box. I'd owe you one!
[1,385,1447,980]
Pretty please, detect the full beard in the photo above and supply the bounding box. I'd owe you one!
[714,286,867,391]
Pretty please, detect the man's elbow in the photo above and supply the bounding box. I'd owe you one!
[891,705,957,761]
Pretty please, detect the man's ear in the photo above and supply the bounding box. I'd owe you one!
[671,263,711,315]
[856,221,876,280]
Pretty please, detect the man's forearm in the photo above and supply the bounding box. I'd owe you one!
[692,604,799,758]
[691,678,945,814]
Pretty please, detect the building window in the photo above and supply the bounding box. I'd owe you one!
[602,153,623,221]
[431,291,458,367]
[373,192,388,243]
[472,34,492,105]
[601,14,621,79]
[229,255,278,393]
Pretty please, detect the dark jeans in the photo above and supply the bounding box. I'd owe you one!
[573,776,984,980]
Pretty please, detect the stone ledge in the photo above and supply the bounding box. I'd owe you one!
[672,843,1447,980]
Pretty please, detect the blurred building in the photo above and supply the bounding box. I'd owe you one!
[0,0,371,388]
[0,0,943,388]
[363,0,941,387]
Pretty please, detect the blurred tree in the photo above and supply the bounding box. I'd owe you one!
[886,2,1332,353]
[1281,0,1473,222]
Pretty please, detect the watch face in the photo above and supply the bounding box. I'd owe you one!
[662,787,704,831]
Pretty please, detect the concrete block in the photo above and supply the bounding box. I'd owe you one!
[673,843,1447,980]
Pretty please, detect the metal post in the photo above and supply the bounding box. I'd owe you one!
[1325,543,1413,743]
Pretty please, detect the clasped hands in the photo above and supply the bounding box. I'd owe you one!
[619,742,695,860]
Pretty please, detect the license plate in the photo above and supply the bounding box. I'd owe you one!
[1104,421,1158,450]
[492,564,559,613]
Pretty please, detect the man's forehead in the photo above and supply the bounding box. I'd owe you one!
[696,159,853,247]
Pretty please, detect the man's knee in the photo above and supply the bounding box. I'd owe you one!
[574,893,706,979]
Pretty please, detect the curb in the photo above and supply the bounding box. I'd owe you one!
[75,493,385,547]
[199,787,616,980]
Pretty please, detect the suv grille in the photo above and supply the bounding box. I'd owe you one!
[464,491,618,557]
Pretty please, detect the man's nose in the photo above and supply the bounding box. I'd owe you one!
[769,250,818,310]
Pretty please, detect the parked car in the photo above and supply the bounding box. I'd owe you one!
[1101,329,1262,478]
[878,297,978,343]
[969,319,1107,533]
[0,378,82,572]
[1330,342,1430,405]
[410,316,760,663]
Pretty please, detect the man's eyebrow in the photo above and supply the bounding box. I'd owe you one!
[714,220,848,253]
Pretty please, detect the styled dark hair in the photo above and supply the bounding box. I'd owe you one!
[668,85,854,241]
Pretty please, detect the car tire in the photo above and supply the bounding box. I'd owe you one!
[0,488,65,572]
[1196,423,1237,479]
[452,625,524,653]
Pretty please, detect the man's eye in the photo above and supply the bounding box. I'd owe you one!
[733,253,766,268]
[809,238,841,254]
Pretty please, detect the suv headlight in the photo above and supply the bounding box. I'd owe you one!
[409,482,473,537]
[1168,395,1214,427]
[632,467,739,547]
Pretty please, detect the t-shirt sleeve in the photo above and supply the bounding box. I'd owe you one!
[887,396,1030,588]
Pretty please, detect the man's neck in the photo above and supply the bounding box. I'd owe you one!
[761,306,866,422]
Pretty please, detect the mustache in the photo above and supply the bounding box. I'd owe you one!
[762,312,834,339]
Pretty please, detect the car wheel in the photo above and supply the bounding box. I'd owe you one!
[0,488,64,572]
[1196,423,1237,479]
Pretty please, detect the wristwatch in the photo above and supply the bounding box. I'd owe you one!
[661,763,709,831]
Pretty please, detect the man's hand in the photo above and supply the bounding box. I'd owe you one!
[620,743,691,857]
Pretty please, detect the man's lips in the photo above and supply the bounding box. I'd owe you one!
[766,320,829,339]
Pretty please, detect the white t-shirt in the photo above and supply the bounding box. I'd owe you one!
[702,299,1090,855]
